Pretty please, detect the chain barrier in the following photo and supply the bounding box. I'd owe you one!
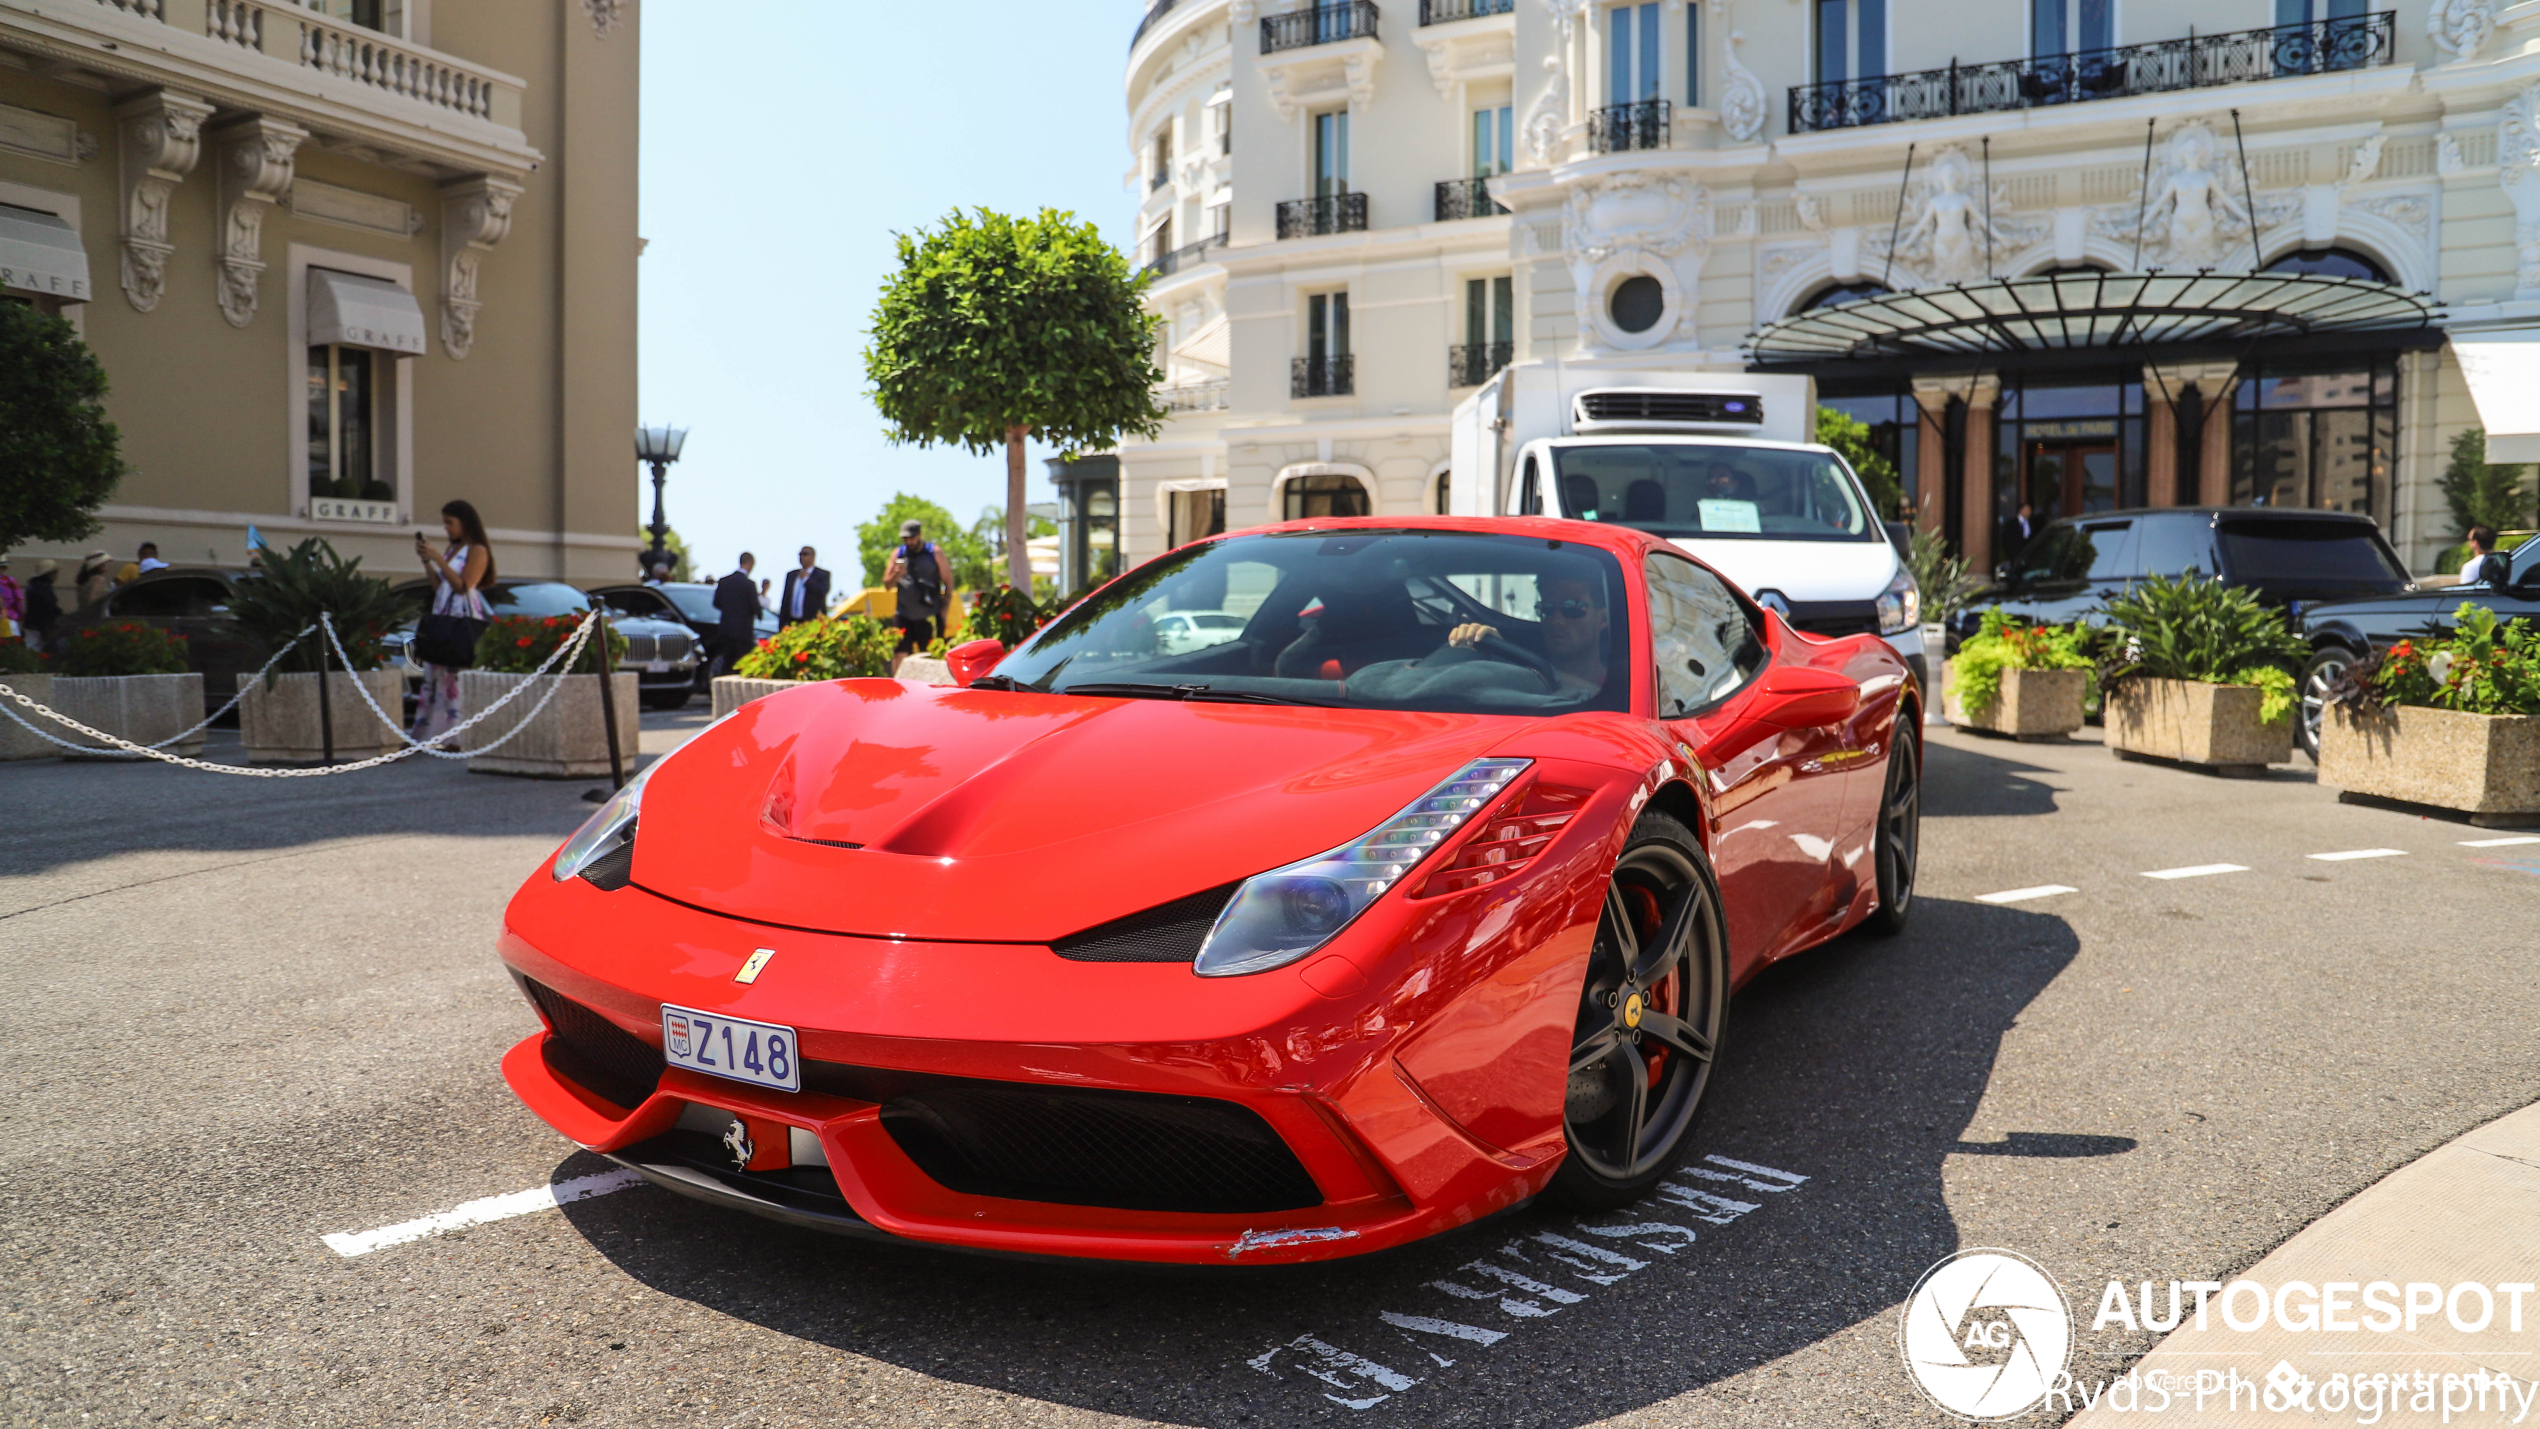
[0,611,609,777]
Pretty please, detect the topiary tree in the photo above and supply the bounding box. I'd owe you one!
[0,302,126,552]
[865,208,1165,585]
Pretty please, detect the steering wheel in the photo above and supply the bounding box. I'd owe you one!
[1475,634,1559,691]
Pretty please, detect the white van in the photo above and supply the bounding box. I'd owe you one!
[1447,365,1923,669]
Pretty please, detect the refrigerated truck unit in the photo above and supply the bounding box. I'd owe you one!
[1446,365,1819,517]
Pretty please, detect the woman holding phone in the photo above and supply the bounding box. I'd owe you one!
[410,499,495,746]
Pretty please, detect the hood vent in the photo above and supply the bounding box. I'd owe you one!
[1050,882,1242,963]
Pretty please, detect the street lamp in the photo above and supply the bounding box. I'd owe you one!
[635,424,689,578]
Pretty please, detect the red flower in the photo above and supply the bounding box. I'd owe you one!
[2390,641,2413,659]
[516,636,532,648]
[794,651,811,664]
[544,617,559,628]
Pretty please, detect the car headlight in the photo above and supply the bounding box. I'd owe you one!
[552,763,652,885]
[1194,759,1532,978]
[1875,564,1922,635]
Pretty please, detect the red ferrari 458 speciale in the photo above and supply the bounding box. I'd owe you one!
[498,516,1919,1264]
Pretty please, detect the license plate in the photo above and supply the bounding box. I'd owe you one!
[660,1005,800,1092]
[645,659,670,673]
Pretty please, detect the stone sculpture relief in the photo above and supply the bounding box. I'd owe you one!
[2425,0,2495,61]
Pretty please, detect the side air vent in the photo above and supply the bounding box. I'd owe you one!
[1573,388,1767,429]
[1050,883,1242,963]
[523,979,662,1111]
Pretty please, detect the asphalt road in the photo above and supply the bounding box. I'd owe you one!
[3,712,2536,1428]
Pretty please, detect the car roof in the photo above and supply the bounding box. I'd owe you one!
[1205,514,1669,559]
[2040,507,2384,526]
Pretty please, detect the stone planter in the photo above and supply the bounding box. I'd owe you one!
[711,676,800,719]
[48,673,206,760]
[459,671,639,779]
[0,672,58,760]
[2317,704,2540,827]
[1918,623,1948,724]
[2106,677,2293,776]
[1942,662,2086,741]
[895,654,954,684]
[238,669,408,765]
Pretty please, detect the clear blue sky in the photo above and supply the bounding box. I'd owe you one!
[636,2,1135,584]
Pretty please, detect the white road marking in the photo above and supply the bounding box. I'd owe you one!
[321,1169,644,1258]
[2309,848,2408,862]
[2461,836,2540,848]
[2141,864,2247,880]
[1976,884,2078,904]
[1703,1154,1807,1187]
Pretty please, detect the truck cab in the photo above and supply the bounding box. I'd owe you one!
[1449,368,1923,665]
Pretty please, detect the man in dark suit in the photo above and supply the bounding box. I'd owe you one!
[779,545,831,628]
[1998,502,2038,566]
[710,552,758,679]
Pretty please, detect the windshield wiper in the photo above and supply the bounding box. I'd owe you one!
[1055,681,1336,707]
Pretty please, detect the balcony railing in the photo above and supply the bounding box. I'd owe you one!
[1421,0,1513,23]
[1161,380,1230,413]
[1435,177,1510,221]
[201,0,509,120]
[1277,192,1368,238]
[1262,1,1380,54]
[1787,12,2395,133]
[1142,236,1226,277]
[1449,342,1513,388]
[1131,0,1182,50]
[1293,355,1355,398]
[1588,99,1670,153]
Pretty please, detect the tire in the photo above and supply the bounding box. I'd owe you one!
[642,688,691,712]
[2297,647,2353,761]
[1863,732,1921,937]
[1545,812,1728,1212]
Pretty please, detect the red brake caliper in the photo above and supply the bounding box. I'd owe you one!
[1623,884,1670,1088]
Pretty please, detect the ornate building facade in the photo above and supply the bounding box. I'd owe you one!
[0,0,638,579]
[1115,0,2540,575]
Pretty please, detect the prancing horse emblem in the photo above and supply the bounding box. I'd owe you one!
[722,1118,754,1169]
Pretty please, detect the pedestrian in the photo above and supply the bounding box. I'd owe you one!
[136,541,168,574]
[883,518,954,671]
[0,558,20,642]
[1998,502,2037,561]
[779,545,831,628]
[642,559,667,587]
[409,500,496,747]
[2457,526,2508,586]
[76,550,111,607]
[22,559,60,652]
[710,553,759,680]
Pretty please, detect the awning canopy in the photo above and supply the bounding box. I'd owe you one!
[2452,329,2540,464]
[0,203,91,303]
[1746,271,2437,365]
[308,268,427,354]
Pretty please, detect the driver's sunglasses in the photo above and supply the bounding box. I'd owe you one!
[1536,598,1598,621]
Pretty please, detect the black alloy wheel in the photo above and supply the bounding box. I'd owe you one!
[1864,732,1921,937]
[2298,647,2353,760]
[1548,813,1726,1210]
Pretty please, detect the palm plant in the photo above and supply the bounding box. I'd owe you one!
[2100,574,2306,722]
[222,537,408,678]
[1903,527,1982,630]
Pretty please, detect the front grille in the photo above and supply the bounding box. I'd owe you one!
[658,631,692,661]
[622,632,657,662]
[1784,599,1882,640]
[1575,389,1766,425]
[1050,883,1240,963]
[878,1075,1322,1214]
[523,979,662,1111]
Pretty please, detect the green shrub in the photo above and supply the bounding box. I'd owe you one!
[733,615,899,680]
[473,613,626,675]
[223,536,408,679]
[974,584,1047,649]
[1952,609,2095,717]
[2355,604,2540,717]
[0,639,43,675]
[1904,527,1982,630]
[2100,573,2307,725]
[54,622,189,677]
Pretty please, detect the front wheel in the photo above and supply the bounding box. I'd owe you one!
[2297,647,2354,760]
[1863,732,1921,937]
[1545,813,1728,1211]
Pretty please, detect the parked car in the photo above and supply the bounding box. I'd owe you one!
[2293,532,2540,755]
[384,580,702,711]
[1149,609,1247,655]
[1955,507,2413,648]
[586,581,776,697]
[50,568,262,715]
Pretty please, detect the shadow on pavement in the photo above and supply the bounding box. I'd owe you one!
[558,895,2091,1427]
[1923,733,2074,819]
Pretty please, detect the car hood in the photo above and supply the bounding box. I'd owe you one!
[623,680,1546,943]
[1668,537,1897,604]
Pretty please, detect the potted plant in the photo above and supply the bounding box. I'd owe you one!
[2318,604,2540,827]
[224,537,410,765]
[2098,574,2305,776]
[716,614,903,717]
[459,613,635,778]
[1905,528,1981,709]
[1942,610,2093,740]
[44,621,203,760]
[0,638,53,760]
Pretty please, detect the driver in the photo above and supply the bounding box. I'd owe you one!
[1445,575,1609,695]
[1703,463,1756,501]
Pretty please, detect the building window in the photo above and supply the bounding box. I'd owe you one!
[1609,274,1664,334]
[1607,3,1663,101]
[1819,388,1922,518]
[1297,291,1353,397]
[1434,469,1452,514]
[1472,104,1513,177]
[1992,378,2147,526]
[1168,488,1228,548]
[1151,126,1174,191]
[1208,88,1232,155]
[2233,359,2397,527]
[1802,281,1892,311]
[1207,200,1230,241]
[1453,275,1514,386]
[1285,473,1371,519]
[2265,246,2391,283]
[307,345,388,501]
[1813,0,1887,81]
[2032,0,2111,56]
[307,0,403,36]
[1314,110,1351,197]
[1685,3,1701,106]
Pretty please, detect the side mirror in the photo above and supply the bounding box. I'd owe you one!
[1751,664,1861,729]
[946,637,1006,687]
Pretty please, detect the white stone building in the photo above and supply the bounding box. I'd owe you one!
[1103,0,2540,581]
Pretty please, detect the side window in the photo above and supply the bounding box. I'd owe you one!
[2136,515,2215,578]
[2076,521,2136,582]
[1646,554,1767,718]
[2011,526,2075,586]
[110,578,223,618]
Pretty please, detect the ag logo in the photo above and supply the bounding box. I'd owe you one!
[1898,1249,2071,1420]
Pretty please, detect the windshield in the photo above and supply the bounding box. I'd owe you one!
[995,530,1632,715]
[658,585,720,625]
[1552,443,1877,542]
[481,582,595,618]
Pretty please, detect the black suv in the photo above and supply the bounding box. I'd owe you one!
[2294,533,2540,756]
[1959,507,2412,640]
